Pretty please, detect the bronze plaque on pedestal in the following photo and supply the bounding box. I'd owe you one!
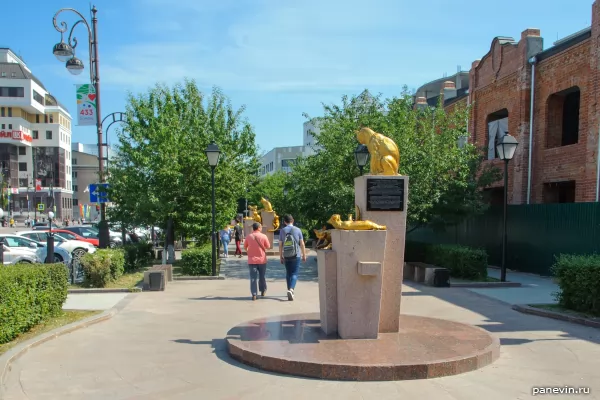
[366,178,404,211]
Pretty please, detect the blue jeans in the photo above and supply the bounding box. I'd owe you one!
[284,257,300,290]
[222,240,230,256]
[249,264,267,296]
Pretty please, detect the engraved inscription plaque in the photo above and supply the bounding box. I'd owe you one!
[366,178,404,212]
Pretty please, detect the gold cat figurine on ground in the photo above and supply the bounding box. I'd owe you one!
[327,214,386,231]
[356,127,400,175]
[248,205,262,224]
[260,197,273,212]
[314,226,332,250]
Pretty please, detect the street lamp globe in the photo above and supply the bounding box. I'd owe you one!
[496,133,519,161]
[354,144,369,174]
[66,57,85,75]
[48,211,55,220]
[52,41,73,62]
[205,142,221,167]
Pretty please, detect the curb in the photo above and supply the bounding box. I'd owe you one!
[68,288,141,294]
[512,304,600,329]
[174,276,225,281]
[0,294,134,399]
[451,282,522,288]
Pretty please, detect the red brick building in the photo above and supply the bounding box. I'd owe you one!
[415,1,600,204]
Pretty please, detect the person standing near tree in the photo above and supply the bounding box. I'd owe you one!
[279,214,306,301]
[233,218,244,258]
[219,225,232,258]
[244,222,270,301]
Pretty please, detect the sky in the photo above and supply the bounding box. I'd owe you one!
[2,0,594,154]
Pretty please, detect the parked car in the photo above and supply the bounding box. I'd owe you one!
[17,230,96,259]
[0,234,72,265]
[0,235,41,265]
[33,229,100,247]
[63,225,122,248]
[32,222,61,230]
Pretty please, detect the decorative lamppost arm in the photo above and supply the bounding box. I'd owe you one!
[53,9,95,84]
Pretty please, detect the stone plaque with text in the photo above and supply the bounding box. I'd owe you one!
[366,178,405,212]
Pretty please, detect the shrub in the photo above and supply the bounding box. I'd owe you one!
[552,254,600,315]
[81,249,125,287]
[426,244,488,280]
[299,228,310,243]
[180,245,214,276]
[0,263,68,344]
[123,242,152,272]
[404,241,430,262]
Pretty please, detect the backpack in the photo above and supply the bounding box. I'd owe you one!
[282,228,299,259]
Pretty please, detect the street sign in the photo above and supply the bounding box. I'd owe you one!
[37,204,45,211]
[89,183,110,204]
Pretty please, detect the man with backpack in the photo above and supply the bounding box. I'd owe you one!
[279,214,306,301]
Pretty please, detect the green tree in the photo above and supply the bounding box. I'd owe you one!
[108,80,259,244]
[247,171,291,218]
[287,89,500,231]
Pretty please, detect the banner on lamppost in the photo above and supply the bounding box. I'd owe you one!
[76,84,97,126]
[35,179,42,191]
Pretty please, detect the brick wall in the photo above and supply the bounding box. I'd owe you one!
[453,1,600,204]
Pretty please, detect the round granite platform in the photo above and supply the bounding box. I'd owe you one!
[226,313,500,381]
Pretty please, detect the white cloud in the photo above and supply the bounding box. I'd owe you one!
[101,0,440,92]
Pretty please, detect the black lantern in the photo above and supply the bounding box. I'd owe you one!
[354,144,369,175]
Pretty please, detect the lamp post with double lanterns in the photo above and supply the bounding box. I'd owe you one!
[52,5,109,248]
[495,133,519,282]
[354,144,370,175]
[205,142,221,277]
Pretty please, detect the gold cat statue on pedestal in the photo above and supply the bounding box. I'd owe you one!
[260,197,273,212]
[248,205,262,224]
[357,127,400,176]
[314,226,332,250]
[268,213,280,232]
[328,214,386,231]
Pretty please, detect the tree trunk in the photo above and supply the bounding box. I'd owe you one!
[166,216,175,263]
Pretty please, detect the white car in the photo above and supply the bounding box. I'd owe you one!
[0,234,71,265]
[17,230,96,259]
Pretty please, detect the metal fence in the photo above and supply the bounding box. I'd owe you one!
[408,202,600,276]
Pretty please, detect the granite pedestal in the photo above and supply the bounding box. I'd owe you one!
[260,211,275,249]
[243,219,253,237]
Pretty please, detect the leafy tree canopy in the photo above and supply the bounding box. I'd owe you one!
[284,89,500,231]
[108,80,259,241]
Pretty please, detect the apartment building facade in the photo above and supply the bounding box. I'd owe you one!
[0,48,74,220]
[258,146,304,177]
[415,1,600,205]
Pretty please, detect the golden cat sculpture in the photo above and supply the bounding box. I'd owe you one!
[260,197,273,212]
[356,127,400,175]
[268,214,280,232]
[314,226,332,250]
[248,205,262,224]
[328,214,386,231]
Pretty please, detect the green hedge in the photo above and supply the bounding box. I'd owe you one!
[405,241,488,280]
[180,245,216,276]
[0,263,68,344]
[123,242,152,272]
[552,254,600,315]
[80,249,125,287]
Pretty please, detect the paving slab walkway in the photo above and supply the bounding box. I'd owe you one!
[3,256,600,399]
[467,268,559,305]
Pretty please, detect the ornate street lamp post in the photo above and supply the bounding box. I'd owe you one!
[354,144,370,175]
[205,142,221,277]
[495,133,519,282]
[52,6,109,248]
[46,211,55,263]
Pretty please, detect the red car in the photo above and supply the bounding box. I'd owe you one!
[37,229,99,247]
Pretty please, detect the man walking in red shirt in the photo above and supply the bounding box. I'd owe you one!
[244,222,271,301]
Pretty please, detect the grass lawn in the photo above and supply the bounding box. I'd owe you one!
[0,310,101,356]
[529,304,600,321]
[69,270,145,290]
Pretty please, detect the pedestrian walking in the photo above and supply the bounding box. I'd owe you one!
[233,218,244,258]
[219,225,232,258]
[279,214,306,301]
[244,222,270,300]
